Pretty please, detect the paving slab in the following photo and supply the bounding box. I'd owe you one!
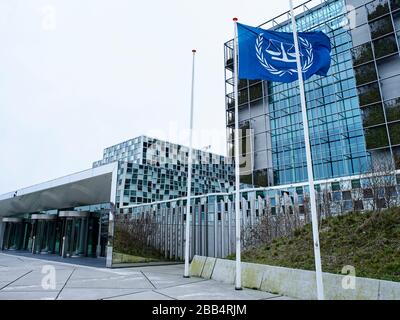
[65,274,153,289]
[6,269,73,287]
[70,269,133,280]
[0,290,59,300]
[0,270,31,282]
[135,265,184,276]
[3,283,66,292]
[57,288,145,300]
[105,290,173,300]
[156,279,281,300]
[141,271,207,289]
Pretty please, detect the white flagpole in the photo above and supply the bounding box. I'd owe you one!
[233,17,242,290]
[184,49,196,278]
[289,0,324,300]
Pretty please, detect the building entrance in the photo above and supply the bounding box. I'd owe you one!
[1,218,30,251]
[1,210,108,259]
[59,211,100,258]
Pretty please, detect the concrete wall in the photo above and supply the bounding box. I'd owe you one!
[189,256,400,300]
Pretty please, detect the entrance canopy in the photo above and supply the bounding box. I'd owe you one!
[0,162,118,217]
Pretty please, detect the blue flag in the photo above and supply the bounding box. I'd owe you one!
[237,23,331,83]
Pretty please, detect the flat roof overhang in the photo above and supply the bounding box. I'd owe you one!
[0,162,118,217]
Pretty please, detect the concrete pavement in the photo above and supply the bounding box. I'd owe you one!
[0,253,292,300]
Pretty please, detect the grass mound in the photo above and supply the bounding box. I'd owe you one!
[231,208,400,282]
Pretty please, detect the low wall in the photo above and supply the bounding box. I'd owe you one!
[189,255,400,300]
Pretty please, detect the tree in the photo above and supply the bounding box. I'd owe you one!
[113,212,163,259]
[364,155,398,211]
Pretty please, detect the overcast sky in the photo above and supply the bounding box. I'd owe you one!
[0,0,294,194]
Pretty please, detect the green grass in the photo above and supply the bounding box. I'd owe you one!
[112,252,161,264]
[229,208,400,282]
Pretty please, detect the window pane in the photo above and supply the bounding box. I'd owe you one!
[240,172,253,185]
[249,83,263,101]
[361,103,385,127]
[391,0,400,10]
[393,146,400,169]
[367,0,390,21]
[369,16,394,39]
[253,169,268,187]
[365,125,389,149]
[373,34,398,58]
[389,122,400,145]
[238,79,248,90]
[384,97,400,122]
[351,42,373,66]
[354,62,377,85]
[351,179,361,188]
[238,88,248,105]
[357,82,382,106]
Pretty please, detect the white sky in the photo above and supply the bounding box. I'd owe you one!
[0,0,292,194]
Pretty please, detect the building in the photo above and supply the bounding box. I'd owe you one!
[0,136,234,267]
[93,135,234,207]
[224,0,400,188]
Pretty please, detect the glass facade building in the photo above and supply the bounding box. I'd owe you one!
[224,0,400,188]
[93,135,235,208]
[349,0,400,167]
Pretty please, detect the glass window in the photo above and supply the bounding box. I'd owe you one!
[351,179,361,188]
[367,0,390,21]
[240,172,253,185]
[342,191,352,200]
[357,82,382,106]
[351,43,374,66]
[369,16,394,39]
[332,191,341,201]
[249,83,263,101]
[389,123,400,145]
[253,169,268,187]
[373,34,398,58]
[391,0,400,10]
[384,97,400,122]
[238,79,248,90]
[238,88,248,105]
[354,63,377,86]
[365,125,389,149]
[331,182,341,191]
[393,147,400,169]
[361,103,385,127]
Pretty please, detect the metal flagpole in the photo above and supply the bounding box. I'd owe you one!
[289,0,325,300]
[233,17,242,290]
[184,49,196,278]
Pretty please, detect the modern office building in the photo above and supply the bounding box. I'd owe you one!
[93,135,234,207]
[224,0,400,187]
[0,136,234,267]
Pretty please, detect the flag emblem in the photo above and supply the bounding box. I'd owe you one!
[255,33,314,77]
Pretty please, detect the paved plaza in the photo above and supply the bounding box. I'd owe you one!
[0,253,292,300]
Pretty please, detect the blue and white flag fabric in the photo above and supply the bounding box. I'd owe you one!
[237,23,331,83]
